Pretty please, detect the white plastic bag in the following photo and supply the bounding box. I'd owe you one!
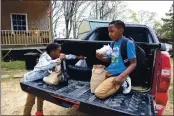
[96,44,112,55]
[75,59,88,68]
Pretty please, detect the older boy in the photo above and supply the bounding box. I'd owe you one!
[95,20,137,99]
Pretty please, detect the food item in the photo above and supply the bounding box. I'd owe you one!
[96,44,112,55]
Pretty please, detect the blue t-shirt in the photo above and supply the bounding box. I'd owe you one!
[106,36,136,75]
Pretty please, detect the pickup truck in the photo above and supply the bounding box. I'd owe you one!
[20,23,172,116]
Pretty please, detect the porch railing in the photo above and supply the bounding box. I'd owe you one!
[1,30,50,45]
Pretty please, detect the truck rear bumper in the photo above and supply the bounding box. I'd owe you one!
[156,93,168,115]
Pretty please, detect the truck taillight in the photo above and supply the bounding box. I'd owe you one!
[158,51,172,93]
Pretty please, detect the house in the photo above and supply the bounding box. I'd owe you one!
[78,19,110,39]
[1,0,52,61]
[1,0,51,47]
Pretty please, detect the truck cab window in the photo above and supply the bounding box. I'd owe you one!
[88,31,98,41]
[96,28,111,41]
[94,27,151,43]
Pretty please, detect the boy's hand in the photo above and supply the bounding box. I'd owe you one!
[59,53,66,60]
[96,53,104,60]
[76,56,84,60]
[112,76,124,86]
[52,58,61,64]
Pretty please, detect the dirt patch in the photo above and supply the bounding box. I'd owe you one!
[1,78,86,115]
[163,86,174,115]
[163,102,173,115]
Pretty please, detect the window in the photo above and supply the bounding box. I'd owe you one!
[88,32,98,41]
[123,27,150,43]
[11,14,28,31]
[94,27,151,43]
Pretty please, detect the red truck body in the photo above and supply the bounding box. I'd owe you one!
[151,50,172,115]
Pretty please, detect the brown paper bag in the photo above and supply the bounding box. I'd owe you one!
[43,64,62,85]
[90,65,106,93]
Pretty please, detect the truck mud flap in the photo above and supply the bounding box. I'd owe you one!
[20,80,156,116]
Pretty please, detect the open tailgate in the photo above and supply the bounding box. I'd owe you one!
[20,80,156,116]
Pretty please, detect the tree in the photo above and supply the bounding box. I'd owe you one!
[152,4,173,39]
[51,0,90,39]
[51,1,64,39]
[108,1,129,20]
[130,10,156,25]
[152,20,164,37]
[89,1,129,21]
[161,4,173,39]
[129,11,139,23]
[89,1,112,20]
[72,1,91,39]
[62,0,85,39]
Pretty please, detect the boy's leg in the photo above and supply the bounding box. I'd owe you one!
[94,77,120,99]
[37,97,44,112]
[23,93,36,115]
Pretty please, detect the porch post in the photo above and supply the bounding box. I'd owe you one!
[48,2,53,43]
[48,13,52,42]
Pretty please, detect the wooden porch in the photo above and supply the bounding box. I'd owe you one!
[1,30,51,46]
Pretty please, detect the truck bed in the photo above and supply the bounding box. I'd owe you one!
[20,79,155,116]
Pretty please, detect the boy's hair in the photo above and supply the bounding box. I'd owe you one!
[109,20,125,31]
[46,43,61,54]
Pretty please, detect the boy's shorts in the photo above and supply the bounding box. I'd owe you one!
[94,71,121,99]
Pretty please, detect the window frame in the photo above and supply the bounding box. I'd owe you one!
[10,13,28,32]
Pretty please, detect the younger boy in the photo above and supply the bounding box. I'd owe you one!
[95,20,137,99]
[23,43,84,116]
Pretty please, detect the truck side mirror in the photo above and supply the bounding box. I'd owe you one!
[160,43,167,51]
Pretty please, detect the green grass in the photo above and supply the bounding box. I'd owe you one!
[1,61,25,70]
[1,70,27,75]
[169,87,173,104]
[1,61,27,79]
[171,58,173,65]
[1,76,22,82]
[169,58,173,104]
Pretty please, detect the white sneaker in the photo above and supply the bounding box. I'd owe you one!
[122,77,131,94]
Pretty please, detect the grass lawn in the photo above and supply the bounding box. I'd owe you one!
[171,58,173,64]
[1,61,27,78]
[169,58,173,103]
[169,86,173,103]
[1,61,25,70]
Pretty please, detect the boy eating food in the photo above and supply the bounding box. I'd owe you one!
[95,20,137,99]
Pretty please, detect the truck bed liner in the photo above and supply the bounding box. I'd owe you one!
[20,80,155,116]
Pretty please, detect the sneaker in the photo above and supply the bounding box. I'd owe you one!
[122,77,131,94]
[35,111,44,116]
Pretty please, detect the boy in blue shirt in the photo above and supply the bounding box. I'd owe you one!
[95,20,137,99]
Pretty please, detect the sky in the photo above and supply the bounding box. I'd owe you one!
[124,1,173,21]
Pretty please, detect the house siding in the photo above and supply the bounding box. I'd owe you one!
[1,0,50,30]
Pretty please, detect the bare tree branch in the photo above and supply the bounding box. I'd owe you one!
[89,1,128,20]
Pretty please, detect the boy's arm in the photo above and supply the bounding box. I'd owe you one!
[65,54,84,60]
[113,58,136,84]
[34,56,60,71]
[113,40,137,84]
[36,60,58,71]
[65,54,76,60]
[96,53,111,62]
